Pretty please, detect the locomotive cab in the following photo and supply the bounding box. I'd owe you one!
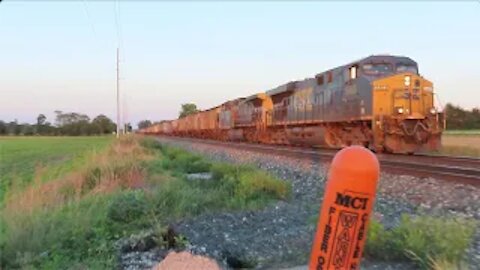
[234,94,273,142]
[371,68,443,153]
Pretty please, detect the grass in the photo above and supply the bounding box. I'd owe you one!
[2,136,475,269]
[1,136,150,268]
[365,215,476,269]
[443,129,480,136]
[148,147,290,217]
[0,136,290,269]
[439,133,480,157]
[0,136,113,202]
[307,212,477,269]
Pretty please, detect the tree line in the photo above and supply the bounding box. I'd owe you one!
[0,111,131,136]
[445,103,480,130]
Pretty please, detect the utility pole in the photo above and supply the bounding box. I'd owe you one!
[116,47,120,138]
[123,91,128,134]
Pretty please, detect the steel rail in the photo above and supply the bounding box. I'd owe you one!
[154,136,480,185]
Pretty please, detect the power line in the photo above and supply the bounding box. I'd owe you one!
[113,0,124,52]
[82,0,98,42]
[117,1,125,55]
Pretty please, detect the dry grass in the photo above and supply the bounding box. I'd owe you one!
[0,136,156,268]
[429,257,470,270]
[0,136,112,202]
[440,134,480,157]
[2,136,152,216]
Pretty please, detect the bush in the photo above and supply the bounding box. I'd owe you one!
[210,162,290,206]
[1,195,116,269]
[150,178,220,218]
[158,146,211,173]
[145,158,164,175]
[210,162,255,181]
[236,170,290,201]
[107,191,148,225]
[365,219,395,259]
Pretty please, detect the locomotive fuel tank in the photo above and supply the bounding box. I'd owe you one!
[228,129,244,141]
[284,126,327,146]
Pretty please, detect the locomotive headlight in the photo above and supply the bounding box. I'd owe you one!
[396,107,404,114]
[430,107,437,114]
[404,75,411,86]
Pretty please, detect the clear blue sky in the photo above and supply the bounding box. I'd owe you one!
[1,1,479,126]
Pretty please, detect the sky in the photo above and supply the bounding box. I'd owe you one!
[1,1,479,127]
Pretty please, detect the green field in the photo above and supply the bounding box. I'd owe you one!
[443,129,480,135]
[0,136,113,201]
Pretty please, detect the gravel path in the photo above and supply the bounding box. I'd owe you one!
[120,137,480,269]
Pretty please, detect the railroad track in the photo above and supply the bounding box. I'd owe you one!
[155,136,480,185]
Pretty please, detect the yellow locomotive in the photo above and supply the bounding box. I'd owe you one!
[142,55,443,154]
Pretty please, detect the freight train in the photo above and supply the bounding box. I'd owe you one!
[141,55,444,153]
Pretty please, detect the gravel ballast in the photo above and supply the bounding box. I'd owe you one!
[120,137,480,269]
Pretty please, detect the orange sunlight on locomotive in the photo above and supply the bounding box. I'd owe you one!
[140,55,444,154]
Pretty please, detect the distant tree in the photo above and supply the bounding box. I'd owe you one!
[472,108,480,128]
[178,103,198,119]
[8,120,22,135]
[0,111,122,136]
[445,103,480,130]
[54,111,91,135]
[36,113,47,135]
[55,111,88,127]
[0,121,6,135]
[41,121,56,135]
[466,107,480,129]
[5,121,14,135]
[37,114,46,126]
[137,120,152,130]
[21,124,34,135]
[92,114,116,134]
[445,103,465,130]
[54,110,63,126]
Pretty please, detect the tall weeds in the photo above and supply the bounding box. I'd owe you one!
[0,136,152,268]
[2,136,150,216]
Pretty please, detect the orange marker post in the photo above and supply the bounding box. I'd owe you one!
[309,146,380,270]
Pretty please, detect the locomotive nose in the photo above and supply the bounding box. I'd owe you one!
[387,73,432,119]
[371,71,442,153]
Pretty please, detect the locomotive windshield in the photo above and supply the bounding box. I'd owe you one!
[396,64,418,74]
[362,63,392,76]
